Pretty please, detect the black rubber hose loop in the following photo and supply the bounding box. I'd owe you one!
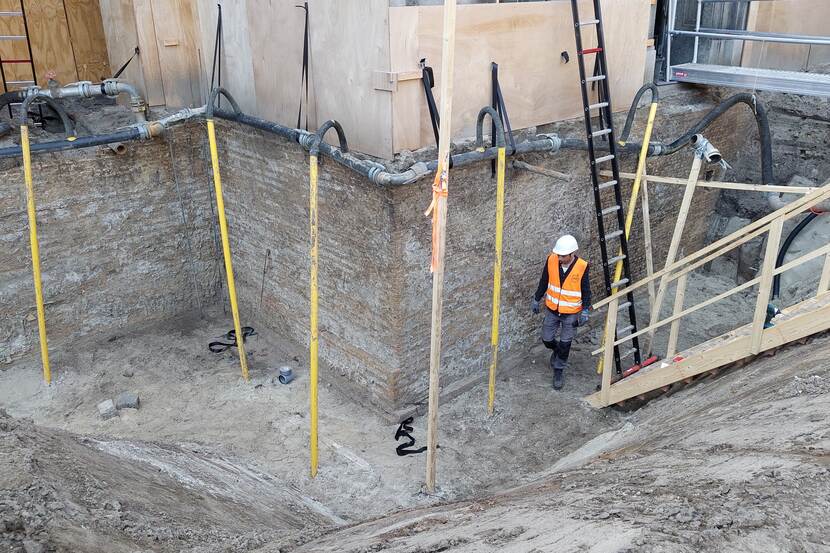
[619,82,660,144]
[206,87,241,119]
[310,119,348,155]
[772,211,819,299]
[19,94,75,137]
[475,106,505,149]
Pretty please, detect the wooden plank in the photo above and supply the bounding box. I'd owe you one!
[131,0,165,106]
[389,0,650,152]
[666,271,687,359]
[99,0,145,96]
[587,295,830,407]
[593,184,830,310]
[608,171,816,195]
[645,155,702,354]
[600,297,618,406]
[150,0,202,107]
[23,0,78,85]
[819,253,830,297]
[425,0,457,495]
[390,6,421,152]
[64,0,111,81]
[750,219,783,354]
[641,169,656,312]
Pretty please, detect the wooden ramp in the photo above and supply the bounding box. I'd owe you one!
[586,292,830,408]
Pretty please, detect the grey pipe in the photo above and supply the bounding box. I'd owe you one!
[27,78,148,123]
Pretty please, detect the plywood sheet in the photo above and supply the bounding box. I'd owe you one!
[64,0,111,81]
[742,0,830,72]
[390,0,650,153]
[99,0,144,94]
[195,0,257,114]
[150,0,202,107]
[23,0,78,85]
[131,0,166,105]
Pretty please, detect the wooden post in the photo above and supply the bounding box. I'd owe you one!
[818,252,830,296]
[641,168,657,313]
[750,218,784,355]
[645,154,702,354]
[425,0,457,494]
[600,298,619,406]
[666,271,688,359]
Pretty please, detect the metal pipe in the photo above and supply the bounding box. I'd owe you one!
[26,79,148,123]
[671,29,830,46]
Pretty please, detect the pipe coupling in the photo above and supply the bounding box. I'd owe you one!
[536,133,562,153]
[690,134,722,164]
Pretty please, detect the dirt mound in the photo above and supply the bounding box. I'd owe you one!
[279,335,830,552]
[0,410,332,552]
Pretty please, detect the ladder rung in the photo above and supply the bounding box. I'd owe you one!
[598,180,617,190]
[594,154,615,164]
[586,75,606,83]
[579,19,600,26]
[6,80,33,85]
[581,47,603,55]
[591,128,612,138]
[601,205,621,216]
[619,347,638,359]
[0,36,27,41]
[617,325,635,335]
[611,278,630,289]
[607,254,626,265]
[604,230,623,241]
[588,101,609,110]
[1,59,32,64]
[0,12,23,17]
[617,301,632,311]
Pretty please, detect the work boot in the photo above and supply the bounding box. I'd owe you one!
[553,369,564,390]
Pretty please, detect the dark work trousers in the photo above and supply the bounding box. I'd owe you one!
[542,308,578,371]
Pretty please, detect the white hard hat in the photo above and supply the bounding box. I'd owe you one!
[552,234,579,255]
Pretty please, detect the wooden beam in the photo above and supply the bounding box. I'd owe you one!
[592,183,830,310]
[425,0,456,495]
[666,271,687,359]
[750,219,783,354]
[640,169,657,313]
[606,170,816,195]
[512,160,570,181]
[645,155,702,354]
[819,253,830,296]
[600,297,619,406]
[587,294,830,407]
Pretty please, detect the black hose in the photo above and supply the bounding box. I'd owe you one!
[772,211,819,299]
[19,94,75,136]
[0,128,141,159]
[619,82,659,144]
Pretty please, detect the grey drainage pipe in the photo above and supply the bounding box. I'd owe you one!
[28,78,148,122]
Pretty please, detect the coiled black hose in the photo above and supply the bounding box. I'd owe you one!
[618,82,659,144]
[772,211,820,299]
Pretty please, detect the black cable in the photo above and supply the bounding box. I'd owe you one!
[296,2,310,130]
[772,211,819,299]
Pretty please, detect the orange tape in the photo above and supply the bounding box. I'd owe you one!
[424,160,448,273]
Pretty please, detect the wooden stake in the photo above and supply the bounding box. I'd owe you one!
[645,154,702,354]
[641,168,657,313]
[600,297,619,407]
[750,218,783,355]
[425,0,457,494]
[818,252,830,297]
[666,271,688,359]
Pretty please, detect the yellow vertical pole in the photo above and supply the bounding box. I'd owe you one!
[308,154,320,478]
[21,125,51,384]
[487,146,506,415]
[206,118,249,381]
[597,102,659,375]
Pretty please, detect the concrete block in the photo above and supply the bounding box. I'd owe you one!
[115,391,140,410]
[97,399,118,420]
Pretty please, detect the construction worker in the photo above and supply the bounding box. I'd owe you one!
[531,235,591,390]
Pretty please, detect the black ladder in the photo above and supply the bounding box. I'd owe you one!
[0,1,38,120]
[570,0,641,373]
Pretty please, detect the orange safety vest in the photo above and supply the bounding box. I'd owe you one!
[545,255,588,314]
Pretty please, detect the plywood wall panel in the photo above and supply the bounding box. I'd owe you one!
[131,0,166,105]
[99,0,146,97]
[64,0,111,81]
[23,0,78,85]
[150,0,202,107]
[389,0,649,153]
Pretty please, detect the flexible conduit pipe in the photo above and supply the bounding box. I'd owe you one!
[772,211,822,299]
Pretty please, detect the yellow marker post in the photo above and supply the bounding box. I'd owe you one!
[21,125,51,384]
[598,102,659,375]
[308,154,320,477]
[487,146,506,415]
[206,118,249,381]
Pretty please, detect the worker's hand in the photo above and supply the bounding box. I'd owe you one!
[531,298,541,315]
[578,309,590,327]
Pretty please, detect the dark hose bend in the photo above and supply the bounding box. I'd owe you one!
[772,211,820,299]
[619,82,660,144]
[19,94,75,136]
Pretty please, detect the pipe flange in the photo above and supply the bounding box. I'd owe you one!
[536,133,562,152]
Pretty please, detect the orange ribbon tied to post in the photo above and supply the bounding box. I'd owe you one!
[424,160,449,273]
